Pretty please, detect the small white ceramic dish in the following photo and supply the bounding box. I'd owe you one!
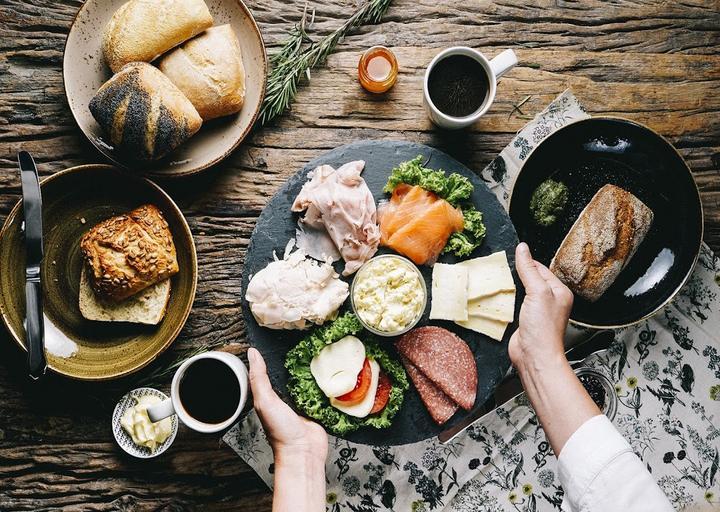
[112,387,179,459]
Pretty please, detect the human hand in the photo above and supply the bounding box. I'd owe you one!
[247,347,328,463]
[508,243,574,373]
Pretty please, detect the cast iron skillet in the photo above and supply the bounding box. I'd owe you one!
[509,117,703,329]
[242,141,521,445]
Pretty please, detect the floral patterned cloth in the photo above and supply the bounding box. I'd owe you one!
[224,90,720,511]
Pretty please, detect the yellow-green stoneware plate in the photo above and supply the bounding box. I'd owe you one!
[0,165,197,380]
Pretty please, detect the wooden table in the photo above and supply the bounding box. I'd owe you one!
[1,0,718,509]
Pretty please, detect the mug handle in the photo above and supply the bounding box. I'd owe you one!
[147,398,175,423]
[489,49,518,80]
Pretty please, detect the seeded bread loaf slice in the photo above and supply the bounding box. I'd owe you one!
[549,184,653,302]
[79,268,171,324]
[80,204,179,302]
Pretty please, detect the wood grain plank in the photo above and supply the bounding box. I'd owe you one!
[0,0,718,509]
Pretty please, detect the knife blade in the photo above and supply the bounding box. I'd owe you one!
[18,151,46,380]
[437,329,615,444]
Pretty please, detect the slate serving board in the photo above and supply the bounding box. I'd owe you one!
[242,141,521,445]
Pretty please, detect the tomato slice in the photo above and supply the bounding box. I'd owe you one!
[336,358,372,403]
[370,371,392,414]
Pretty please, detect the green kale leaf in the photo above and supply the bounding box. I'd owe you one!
[284,312,408,436]
[443,207,487,257]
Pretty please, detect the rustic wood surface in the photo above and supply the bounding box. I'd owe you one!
[1,0,719,509]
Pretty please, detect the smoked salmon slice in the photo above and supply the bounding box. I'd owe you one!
[378,184,464,265]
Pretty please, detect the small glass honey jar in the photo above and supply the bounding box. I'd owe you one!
[358,46,398,93]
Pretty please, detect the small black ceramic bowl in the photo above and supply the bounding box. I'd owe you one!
[509,117,703,328]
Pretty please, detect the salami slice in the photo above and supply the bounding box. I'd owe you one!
[401,356,458,425]
[396,326,477,410]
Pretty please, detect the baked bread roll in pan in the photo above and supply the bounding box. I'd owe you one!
[102,0,213,72]
[89,62,202,161]
[159,24,246,120]
[550,184,654,302]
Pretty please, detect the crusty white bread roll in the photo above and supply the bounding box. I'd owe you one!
[159,24,246,120]
[89,62,202,161]
[550,184,654,302]
[102,0,213,73]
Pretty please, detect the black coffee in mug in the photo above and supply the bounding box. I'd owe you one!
[427,54,490,118]
[179,358,241,424]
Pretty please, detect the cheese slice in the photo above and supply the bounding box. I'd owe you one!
[429,263,468,321]
[310,336,365,398]
[330,359,380,418]
[458,251,515,300]
[467,290,515,322]
[456,316,509,341]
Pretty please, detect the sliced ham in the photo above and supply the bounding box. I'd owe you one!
[401,356,459,425]
[396,326,477,411]
[291,161,380,275]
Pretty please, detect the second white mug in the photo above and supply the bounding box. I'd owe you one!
[423,47,518,130]
[147,351,248,434]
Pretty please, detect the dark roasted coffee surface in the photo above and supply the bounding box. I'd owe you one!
[428,55,489,118]
[179,358,241,424]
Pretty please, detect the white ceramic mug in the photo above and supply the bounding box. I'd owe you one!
[147,351,248,433]
[423,47,518,130]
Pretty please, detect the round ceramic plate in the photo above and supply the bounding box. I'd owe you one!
[63,0,267,178]
[0,165,198,380]
[242,141,522,445]
[112,387,178,458]
[509,117,703,328]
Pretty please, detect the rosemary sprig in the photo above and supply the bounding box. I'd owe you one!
[259,0,393,125]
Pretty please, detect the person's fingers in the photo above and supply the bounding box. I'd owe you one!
[533,261,574,307]
[515,243,550,294]
[248,348,276,407]
[533,261,564,289]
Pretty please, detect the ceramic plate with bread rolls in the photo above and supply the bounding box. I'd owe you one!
[509,117,703,328]
[63,0,266,178]
[0,165,197,380]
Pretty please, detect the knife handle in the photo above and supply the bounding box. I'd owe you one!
[25,278,46,380]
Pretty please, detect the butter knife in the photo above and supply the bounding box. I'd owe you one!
[437,329,615,444]
[18,151,46,380]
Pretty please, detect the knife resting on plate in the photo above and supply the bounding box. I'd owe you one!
[18,151,47,380]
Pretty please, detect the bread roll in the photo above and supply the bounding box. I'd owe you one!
[89,62,202,161]
[102,0,213,72]
[79,269,171,325]
[159,25,246,120]
[550,184,653,302]
[80,204,179,303]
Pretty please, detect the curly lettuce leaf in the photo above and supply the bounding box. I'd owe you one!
[383,156,473,207]
[443,206,487,257]
[284,312,409,436]
[385,156,486,257]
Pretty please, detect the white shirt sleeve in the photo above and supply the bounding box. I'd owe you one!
[557,414,674,512]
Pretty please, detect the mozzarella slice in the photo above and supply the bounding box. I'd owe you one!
[456,315,508,341]
[429,263,468,321]
[310,336,365,398]
[330,359,380,418]
[458,251,515,300]
[467,290,515,322]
